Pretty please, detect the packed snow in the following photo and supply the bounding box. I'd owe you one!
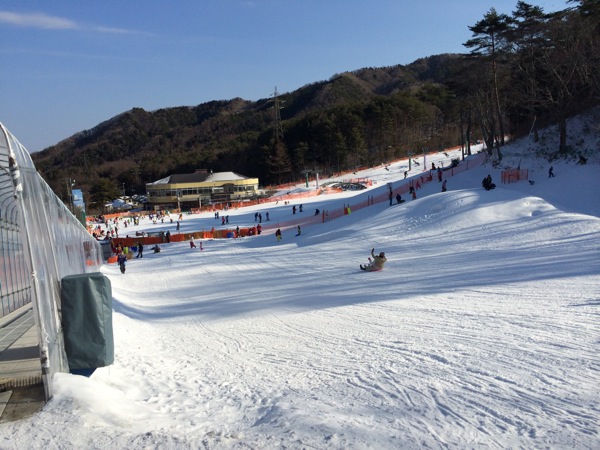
[1,115,599,449]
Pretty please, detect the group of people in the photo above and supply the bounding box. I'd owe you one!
[273,225,303,241]
[116,241,158,274]
[189,236,204,250]
[254,212,270,222]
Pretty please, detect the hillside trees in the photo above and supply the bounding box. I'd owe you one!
[463,1,600,155]
[541,1,600,151]
[503,1,548,139]
[464,7,512,159]
[30,1,600,206]
[88,178,122,209]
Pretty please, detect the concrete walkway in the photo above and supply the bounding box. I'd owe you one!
[0,306,45,422]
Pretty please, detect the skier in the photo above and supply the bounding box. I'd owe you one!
[360,248,387,272]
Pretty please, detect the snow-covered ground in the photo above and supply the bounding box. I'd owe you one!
[2,113,600,449]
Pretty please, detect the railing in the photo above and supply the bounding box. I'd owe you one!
[0,122,103,400]
[501,168,529,184]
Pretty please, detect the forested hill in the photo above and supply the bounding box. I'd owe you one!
[31,54,461,200]
[31,1,600,210]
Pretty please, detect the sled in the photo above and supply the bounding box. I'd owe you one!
[360,265,382,272]
[360,257,378,271]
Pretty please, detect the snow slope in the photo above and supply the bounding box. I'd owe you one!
[1,117,599,449]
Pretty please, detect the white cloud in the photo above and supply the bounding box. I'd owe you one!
[0,11,79,30]
[0,10,139,34]
[93,26,135,35]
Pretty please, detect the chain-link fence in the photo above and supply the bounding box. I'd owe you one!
[0,122,103,399]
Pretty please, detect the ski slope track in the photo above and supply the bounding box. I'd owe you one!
[2,132,599,449]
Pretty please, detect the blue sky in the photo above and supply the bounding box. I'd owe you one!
[1,0,570,152]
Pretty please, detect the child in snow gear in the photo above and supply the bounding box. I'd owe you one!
[117,253,127,274]
[360,248,387,272]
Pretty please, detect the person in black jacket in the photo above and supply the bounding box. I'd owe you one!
[482,174,496,191]
[117,253,127,273]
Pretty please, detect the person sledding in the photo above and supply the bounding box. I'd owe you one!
[360,248,387,272]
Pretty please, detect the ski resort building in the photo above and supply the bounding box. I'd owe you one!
[145,169,260,211]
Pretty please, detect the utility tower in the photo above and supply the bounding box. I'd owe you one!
[272,86,285,143]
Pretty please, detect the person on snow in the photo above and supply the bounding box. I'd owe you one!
[136,241,144,258]
[548,166,555,178]
[442,179,447,192]
[360,248,387,272]
[117,253,127,274]
[482,174,496,191]
[296,225,301,236]
[190,236,197,248]
[275,228,282,242]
